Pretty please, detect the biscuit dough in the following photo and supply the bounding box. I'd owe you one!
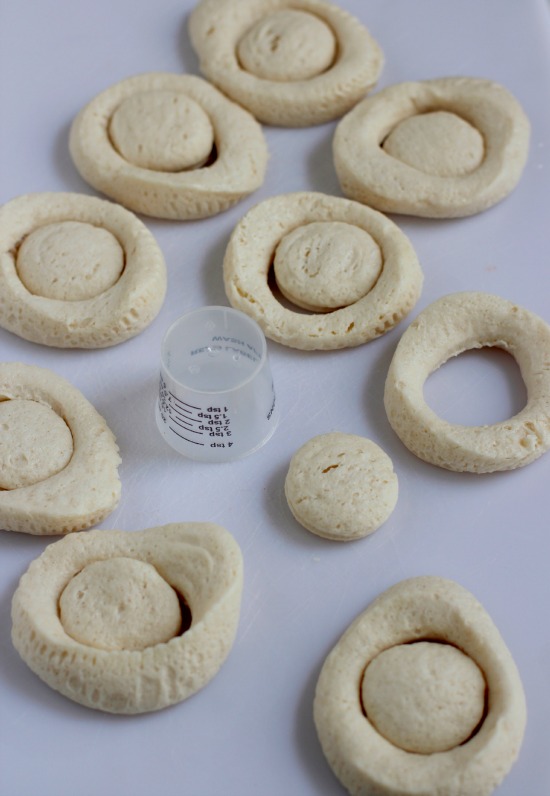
[11,523,243,714]
[69,73,268,219]
[223,192,423,350]
[384,292,550,472]
[333,77,530,217]
[284,432,398,540]
[188,0,383,127]
[314,576,526,796]
[0,193,167,348]
[0,362,121,535]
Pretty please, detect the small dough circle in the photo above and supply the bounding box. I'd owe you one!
[0,362,121,536]
[382,110,485,177]
[16,221,124,301]
[188,0,384,127]
[314,576,527,796]
[334,77,530,217]
[109,90,214,171]
[237,9,336,82]
[11,523,244,714]
[274,221,382,312]
[284,433,398,540]
[0,399,73,489]
[384,292,550,472]
[0,192,167,348]
[60,557,182,651]
[69,73,268,219]
[361,641,486,754]
[223,192,423,351]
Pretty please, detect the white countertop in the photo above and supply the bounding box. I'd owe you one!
[1,1,549,794]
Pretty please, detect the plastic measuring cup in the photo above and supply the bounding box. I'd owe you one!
[156,306,278,462]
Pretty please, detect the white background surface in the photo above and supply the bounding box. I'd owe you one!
[1,1,549,794]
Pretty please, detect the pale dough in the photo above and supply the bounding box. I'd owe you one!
[314,576,526,796]
[69,72,268,219]
[333,77,530,217]
[11,523,243,714]
[273,221,382,312]
[0,193,167,348]
[0,362,121,535]
[188,0,383,127]
[384,292,550,472]
[223,192,423,350]
[284,432,398,540]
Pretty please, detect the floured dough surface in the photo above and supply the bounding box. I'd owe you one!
[69,72,268,219]
[384,292,550,472]
[223,192,423,350]
[11,523,243,714]
[0,362,121,535]
[188,0,383,126]
[334,77,530,217]
[314,576,526,796]
[284,432,398,540]
[0,192,167,348]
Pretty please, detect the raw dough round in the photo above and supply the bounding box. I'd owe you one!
[59,557,182,651]
[273,221,382,312]
[314,576,526,796]
[0,399,73,489]
[223,192,423,350]
[384,292,550,472]
[0,192,167,348]
[284,432,398,540]
[11,523,243,714]
[361,641,486,754]
[334,77,530,217]
[69,72,268,219]
[0,362,121,535]
[188,0,383,127]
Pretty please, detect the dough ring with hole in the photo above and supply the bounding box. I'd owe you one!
[284,432,398,540]
[0,362,121,535]
[0,193,167,348]
[188,0,383,127]
[333,77,530,218]
[11,522,243,714]
[384,292,550,473]
[223,192,423,350]
[69,72,268,219]
[314,576,526,796]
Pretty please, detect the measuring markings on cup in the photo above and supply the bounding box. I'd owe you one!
[156,306,278,462]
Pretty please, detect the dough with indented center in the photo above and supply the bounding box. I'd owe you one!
[0,192,167,348]
[69,72,268,219]
[333,77,530,217]
[285,432,398,540]
[0,362,121,535]
[223,192,423,350]
[314,576,526,796]
[11,523,243,714]
[188,0,383,127]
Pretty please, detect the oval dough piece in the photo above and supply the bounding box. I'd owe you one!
[11,523,243,714]
[334,77,530,217]
[223,192,423,351]
[284,432,398,540]
[0,362,121,535]
[384,292,550,472]
[314,576,526,796]
[188,0,383,127]
[69,72,268,219]
[0,193,167,348]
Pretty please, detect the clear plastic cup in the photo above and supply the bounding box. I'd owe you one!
[155,306,278,462]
